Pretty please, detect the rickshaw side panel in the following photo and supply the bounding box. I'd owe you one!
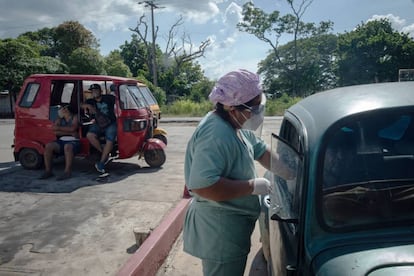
[14,77,56,160]
[13,139,46,158]
[116,119,148,158]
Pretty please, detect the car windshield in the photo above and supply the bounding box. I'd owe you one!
[119,84,147,109]
[321,110,414,229]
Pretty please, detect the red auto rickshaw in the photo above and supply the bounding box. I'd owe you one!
[13,74,166,169]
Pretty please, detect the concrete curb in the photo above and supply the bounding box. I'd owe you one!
[117,197,191,276]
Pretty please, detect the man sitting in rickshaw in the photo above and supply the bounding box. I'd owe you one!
[81,84,117,174]
[39,105,80,180]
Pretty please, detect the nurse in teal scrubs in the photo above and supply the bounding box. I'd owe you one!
[183,69,292,276]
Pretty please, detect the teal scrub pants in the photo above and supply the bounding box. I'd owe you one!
[202,256,248,276]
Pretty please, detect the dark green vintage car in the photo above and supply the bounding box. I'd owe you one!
[260,81,414,275]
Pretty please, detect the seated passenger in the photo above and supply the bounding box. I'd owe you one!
[323,131,356,189]
[39,105,80,180]
[81,84,117,174]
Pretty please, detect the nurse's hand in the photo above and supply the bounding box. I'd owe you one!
[251,178,272,195]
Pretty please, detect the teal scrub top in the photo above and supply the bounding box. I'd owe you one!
[183,112,267,262]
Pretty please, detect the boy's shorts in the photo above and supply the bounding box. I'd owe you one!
[56,139,81,155]
[88,122,117,142]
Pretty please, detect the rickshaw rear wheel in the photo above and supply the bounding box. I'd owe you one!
[19,148,43,170]
[144,149,166,168]
[153,134,168,145]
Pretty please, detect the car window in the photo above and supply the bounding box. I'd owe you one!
[279,119,302,153]
[269,133,302,226]
[321,110,414,229]
[19,83,40,107]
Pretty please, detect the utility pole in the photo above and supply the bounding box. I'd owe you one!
[138,0,162,87]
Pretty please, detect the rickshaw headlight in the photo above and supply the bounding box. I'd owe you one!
[123,119,147,132]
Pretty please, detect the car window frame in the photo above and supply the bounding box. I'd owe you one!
[270,117,305,230]
[269,116,307,271]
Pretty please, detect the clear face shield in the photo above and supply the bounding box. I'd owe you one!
[240,93,266,137]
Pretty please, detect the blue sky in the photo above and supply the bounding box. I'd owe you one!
[1,0,413,79]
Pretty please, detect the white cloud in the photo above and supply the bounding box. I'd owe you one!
[223,2,243,25]
[83,0,142,32]
[368,14,414,37]
[369,14,406,29]
[402,24,414,38]
[158,0,221,24]
[0,0,143,37]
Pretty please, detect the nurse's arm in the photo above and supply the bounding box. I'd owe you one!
[190,177,254,202]
[257,149,295,180]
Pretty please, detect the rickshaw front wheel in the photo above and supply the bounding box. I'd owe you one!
[19,148,43,170]
[153,134,167,145]
[144,149,166,168]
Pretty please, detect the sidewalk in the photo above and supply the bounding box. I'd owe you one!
[0,121,195,276]
[155,221,267,276]
[0,117,281,276]
[117,117,278,276]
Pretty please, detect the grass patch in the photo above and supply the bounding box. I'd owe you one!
[163,99,214,117]
[162,94,302,117]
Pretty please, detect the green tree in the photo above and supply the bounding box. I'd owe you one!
[337,19,414,86]
[158,61,205,101]
[0,37,67,93]
[259,34,337,96]
[18,27,58,57]
[120,34,149,77]
[105,50,133,77]
[54,21,99,64]
[188,77,215,102]
[129,14,210,93]
[238,0,333,96]
[67,47,106,74]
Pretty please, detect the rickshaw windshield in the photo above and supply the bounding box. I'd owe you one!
[138,86,158,105]
[321,110,414,229]
[119,84,148,110]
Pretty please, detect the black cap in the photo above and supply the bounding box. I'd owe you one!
[88,84,102,91]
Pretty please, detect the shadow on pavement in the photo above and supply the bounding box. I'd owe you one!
[0,158,162,193]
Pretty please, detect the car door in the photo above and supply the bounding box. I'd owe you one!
[268,118,304,275]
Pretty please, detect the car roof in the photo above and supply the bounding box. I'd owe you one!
[286,81,414,147]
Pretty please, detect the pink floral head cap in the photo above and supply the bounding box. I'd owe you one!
[209,69,262,106]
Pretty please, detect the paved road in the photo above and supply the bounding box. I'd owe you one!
[0,117,282,275]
